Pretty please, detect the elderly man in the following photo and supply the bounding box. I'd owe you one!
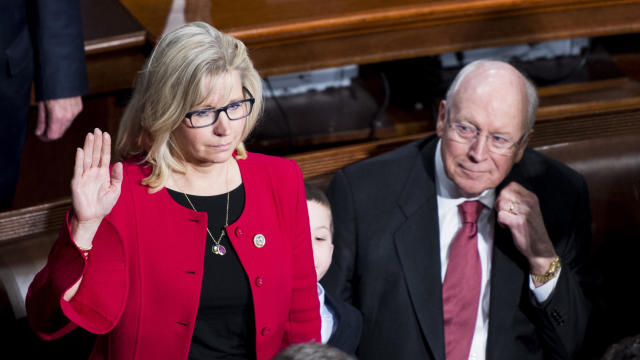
[322,60,592,359]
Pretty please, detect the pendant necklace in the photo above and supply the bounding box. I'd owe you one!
[182,163,230,256]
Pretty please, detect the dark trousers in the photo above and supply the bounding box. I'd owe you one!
[0,55,31,210]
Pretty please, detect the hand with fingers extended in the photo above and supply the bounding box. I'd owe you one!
[64,129,123,301]
[69,128,123,248]
[495,181,558,283]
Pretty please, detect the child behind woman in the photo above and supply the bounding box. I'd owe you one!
[305,183,362,355]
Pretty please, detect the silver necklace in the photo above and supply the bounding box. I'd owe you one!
[184,190,229,256]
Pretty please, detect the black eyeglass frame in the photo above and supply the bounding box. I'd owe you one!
[184,87,255,128]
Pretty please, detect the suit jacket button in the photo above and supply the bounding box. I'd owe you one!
[235,227,244,237]
[253,234,266,248]
[255,276,264,287]
[261,327,271,336]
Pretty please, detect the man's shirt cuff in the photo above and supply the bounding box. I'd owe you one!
[529,268,562,303]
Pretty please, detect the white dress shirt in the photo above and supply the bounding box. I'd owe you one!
[434,140,559,360]
[318,282,336,344]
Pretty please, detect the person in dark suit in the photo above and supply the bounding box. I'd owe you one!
[306,183,363,355]
[322,60,593,360]
[0,0,88,209]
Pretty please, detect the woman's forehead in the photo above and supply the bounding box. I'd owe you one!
[199,71,242,106]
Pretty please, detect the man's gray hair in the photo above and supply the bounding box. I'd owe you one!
[444,60,539,139]
[273,343,356,360]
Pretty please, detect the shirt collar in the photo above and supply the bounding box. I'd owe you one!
[317,282,326,306]
[435,139,496,210]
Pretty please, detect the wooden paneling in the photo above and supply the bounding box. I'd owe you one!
[12,0,640,209]
[5,103,640,243]
[83,0,146,55]
[121,0,640,76]
[82,0,148,94]
[537,78,640,120]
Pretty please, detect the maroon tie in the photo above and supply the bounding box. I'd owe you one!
[442,200,484,360]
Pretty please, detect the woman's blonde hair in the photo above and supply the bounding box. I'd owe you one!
[115,22,263,192]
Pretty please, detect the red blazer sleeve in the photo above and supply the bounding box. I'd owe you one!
[26,174,132,339]
[281,159,321,345]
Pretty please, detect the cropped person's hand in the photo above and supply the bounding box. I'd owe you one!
[496,182,557,282]
[36,96,83,141]
[71,128,123,228]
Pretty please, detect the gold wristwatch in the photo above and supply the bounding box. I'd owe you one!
[531,257,562,284]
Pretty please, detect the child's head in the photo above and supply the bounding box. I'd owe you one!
[305,183,334,281]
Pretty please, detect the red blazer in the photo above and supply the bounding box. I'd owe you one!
[26,153,321,360]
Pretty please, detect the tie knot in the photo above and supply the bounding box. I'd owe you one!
[459,201,483,224]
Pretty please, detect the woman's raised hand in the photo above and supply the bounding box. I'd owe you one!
[71,128,123,227]
[64,129,123,300]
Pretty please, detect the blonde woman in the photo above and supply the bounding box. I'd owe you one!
[26,22,320,360]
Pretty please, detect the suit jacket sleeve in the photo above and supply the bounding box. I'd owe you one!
[326,291,363,355]
[530,175,593,359]
[322,169,358,304]
[31,0,89,101]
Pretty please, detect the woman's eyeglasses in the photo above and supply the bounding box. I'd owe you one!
[184,88,255,128]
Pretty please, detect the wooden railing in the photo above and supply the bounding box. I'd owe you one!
[4,101,640,245]
[121,0,640,76]
[14,0,640,211]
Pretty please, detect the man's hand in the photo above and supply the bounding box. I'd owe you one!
[36,96,83,141]
[496,182,557,283]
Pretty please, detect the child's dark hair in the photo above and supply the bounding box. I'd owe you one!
[304,183,333,233]
[304,183,331,209]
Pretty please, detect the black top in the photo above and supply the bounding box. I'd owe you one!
[167,184,256,360]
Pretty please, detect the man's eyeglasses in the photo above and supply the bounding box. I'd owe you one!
[184,87,255,128]
[446,118,526,156]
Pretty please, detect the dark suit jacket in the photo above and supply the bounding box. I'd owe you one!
[325,289,363,355]
[1,0,88,103]
[322,134,593,360]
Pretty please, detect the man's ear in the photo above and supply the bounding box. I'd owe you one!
[436,100,447,138]
[514,129,533,163]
